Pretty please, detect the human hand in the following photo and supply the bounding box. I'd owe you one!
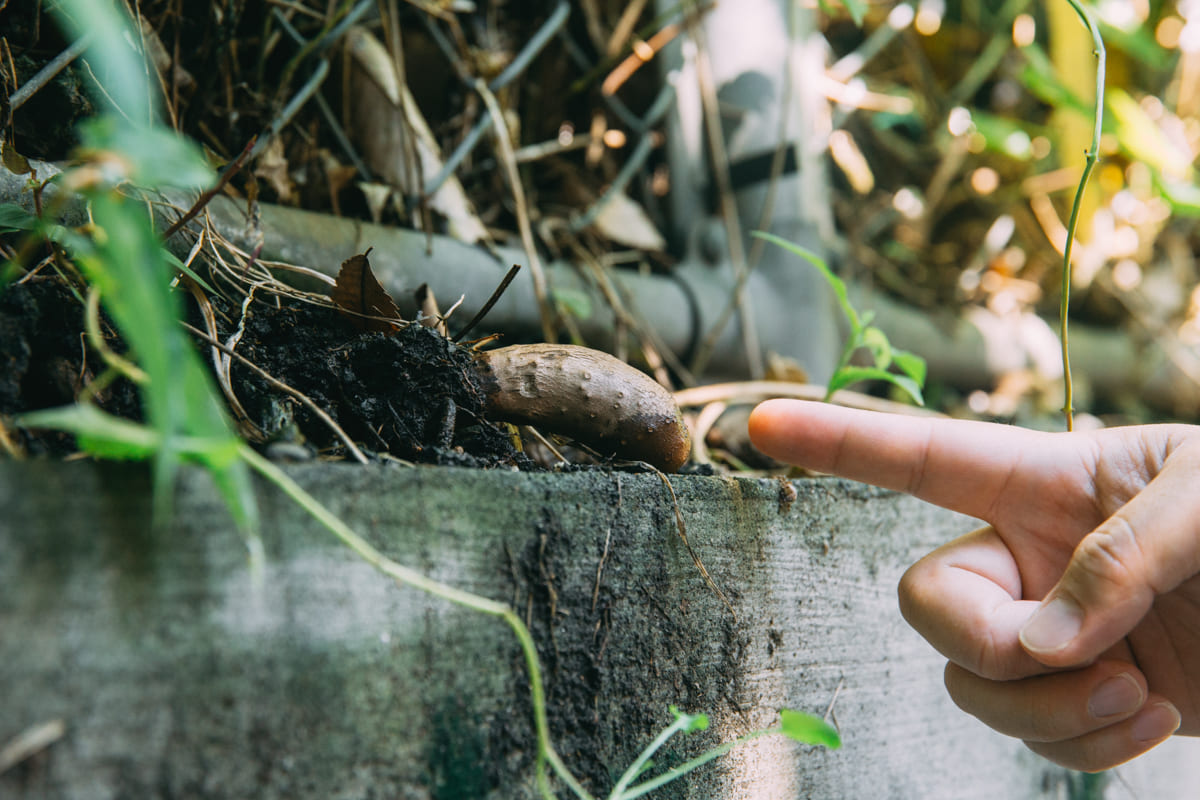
[748,399,1200,771]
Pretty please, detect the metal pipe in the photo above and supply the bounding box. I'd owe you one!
[4,158,1198,411]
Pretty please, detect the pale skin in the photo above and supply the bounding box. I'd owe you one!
[747,399,1200,771]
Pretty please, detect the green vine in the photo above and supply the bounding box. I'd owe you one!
[1058,0,1106,431]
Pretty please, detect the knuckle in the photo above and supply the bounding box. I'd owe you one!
[1071,515,1146,594]
[897,557,935,621]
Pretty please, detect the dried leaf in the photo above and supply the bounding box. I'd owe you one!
[345,26,489,244]
[330,249,403,333]
[253,137,293,203]
[590,190,666,251]
[2,140,32,175]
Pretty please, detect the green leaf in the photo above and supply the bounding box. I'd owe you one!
[165,251,217,295]
[669,705,710,733]
[78,117,215,190]
[51,0,156,124]
[779,709,841,749]
[17,404,160,460]
[0,203,38,232]
[1158,177,1200,217]
[816,0,866,26]
[0,201,94,257]
[752,231,860,333]
[842,0,867,27]
[73,191,256,530]
[968,111,1041,161]
[891,348,927,385]
[1097,19,1171,71]
[1107,88,1193,180]
[1016,46,1091,116]
[551,286,593,319]
[860,326,892,369]
[827,365,925,406]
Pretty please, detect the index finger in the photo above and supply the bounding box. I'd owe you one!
[748,398,1047,520]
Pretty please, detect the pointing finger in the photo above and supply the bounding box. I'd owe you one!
[748,399,1052,520]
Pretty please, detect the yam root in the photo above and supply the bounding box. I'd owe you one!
[475,344,692,472]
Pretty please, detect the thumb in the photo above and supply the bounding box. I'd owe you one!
[1019,449,1200,667]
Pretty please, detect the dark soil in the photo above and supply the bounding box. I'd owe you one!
[0,277,533,469]
[220,297,533,468]
[0,277,141,455]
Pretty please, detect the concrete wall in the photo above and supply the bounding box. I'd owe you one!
[1,461,1196,799]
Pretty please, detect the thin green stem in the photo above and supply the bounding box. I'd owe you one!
[608,716,693,799]
[825,337,860,402]
[616,729,775,800]
[1058,0,1105,432]
[238,445,595,800]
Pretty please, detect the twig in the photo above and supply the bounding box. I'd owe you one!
[591,514,615,615]
[522,424,569,466]
[79,59,134,123]
[567,1,715,95]
[823,676,845,733]
[946,0,1033,108]
[687,401,726,466]
[314,85,372,180]
[682,4,763,378]
[6,35,91,116]
[85,285,148,385]
[453,263,521,342]
[746,7,800,272]
[0,415,24,459]
[647,465,735,618]
[569,82,676,234]
[474,79,558,343]
[248,57,329,163]
[828,4,910,83]
[1058,0,1106,432]
[704,0,805,346]
[606,0,652,57]
[422,1,571,197]
[163,136,256,240]
[600,22,678,97]
[185,274,267,442]
[265,0,324,20]
[561,233,695,387]
[0,719,66,774]
[182,321,370,464]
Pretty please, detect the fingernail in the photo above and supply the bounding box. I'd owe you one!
[1131,702,1181,743]
[1089,674,1144,718]
[1020,595,1083,654]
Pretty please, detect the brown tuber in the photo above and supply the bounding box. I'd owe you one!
[475,344,692,472]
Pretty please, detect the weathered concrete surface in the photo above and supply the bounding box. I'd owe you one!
[1,461,1196,799]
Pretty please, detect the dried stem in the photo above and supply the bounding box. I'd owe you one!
[475,79,558,343]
